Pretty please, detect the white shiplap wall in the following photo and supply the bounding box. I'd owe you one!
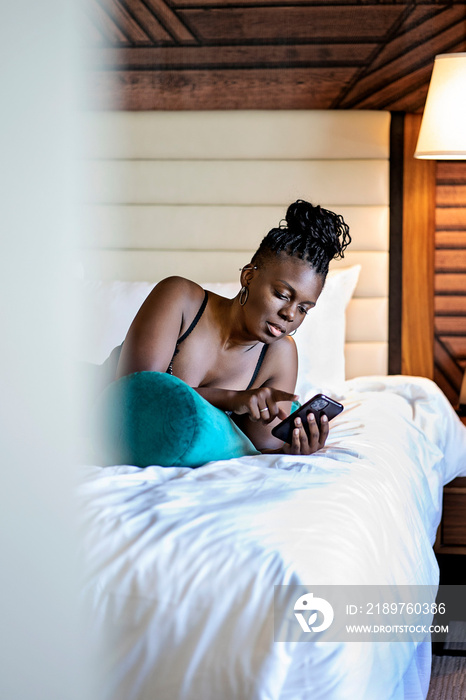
[81,110,391,378]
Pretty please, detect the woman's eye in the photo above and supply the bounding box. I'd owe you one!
[274,291,288,301]
[298,306,308,315]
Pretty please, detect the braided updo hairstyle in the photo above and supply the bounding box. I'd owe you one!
[251,200,351,277]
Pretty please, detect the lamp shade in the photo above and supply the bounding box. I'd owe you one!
[414,53,466,159]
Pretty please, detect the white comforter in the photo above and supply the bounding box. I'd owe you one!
[79,376,466,700]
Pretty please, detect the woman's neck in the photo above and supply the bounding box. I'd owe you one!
[214,295,260,352]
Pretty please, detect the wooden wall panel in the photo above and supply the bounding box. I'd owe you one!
[83,1,466,112]
[95,44,375,70]
[401,113,436,379]
[436,274,466,295]
[176,6,403,42]
[340,6,466,109]
[88,67,358,111]
[435,161,466,405]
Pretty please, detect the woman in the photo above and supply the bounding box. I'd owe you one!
[114,200,350,455]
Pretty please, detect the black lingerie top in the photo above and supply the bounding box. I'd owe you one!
[106,289,268,391]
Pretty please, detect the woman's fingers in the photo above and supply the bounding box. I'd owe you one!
[244,387,300,424]
[306,413,320,450]
[258,391,292,424]
[258,404,271,422]
[247,394,261,422]
[318,414,329,447]
[261,398,283,424]
[273,389,300,404]
[289,417,309,454]
[276,406,289,422]
[290,413,329,454]
[283,413,329,455]
[290,425,301,454]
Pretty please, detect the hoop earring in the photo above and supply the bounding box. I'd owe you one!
[239,286,249,306]
[289,329,297,336]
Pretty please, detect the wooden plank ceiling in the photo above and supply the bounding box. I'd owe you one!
[84,0,466,111]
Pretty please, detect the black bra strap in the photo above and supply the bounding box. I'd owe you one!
[177,289,209,345]
[167,289,209,374]
[246,344,268,390]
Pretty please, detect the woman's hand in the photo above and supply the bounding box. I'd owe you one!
[282,413,329,455]
[231,387,298,425]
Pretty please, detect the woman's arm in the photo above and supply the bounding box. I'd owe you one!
[194,385,297,419]
[116,276,204,379]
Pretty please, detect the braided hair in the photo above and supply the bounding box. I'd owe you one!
[251,200,351,276]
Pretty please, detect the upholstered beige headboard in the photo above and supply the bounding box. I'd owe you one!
[81,110,390,379]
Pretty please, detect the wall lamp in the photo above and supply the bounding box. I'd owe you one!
[415,52,466,160]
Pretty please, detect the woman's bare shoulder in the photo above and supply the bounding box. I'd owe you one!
[126,277,205,338]
[144,276,205,311]
[154,276,204,298]
[257,335,298,390]
[267,335,298,364]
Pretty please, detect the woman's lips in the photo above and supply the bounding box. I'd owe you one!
[266,321,286,337]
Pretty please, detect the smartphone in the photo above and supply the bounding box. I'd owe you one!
[271,393,344,444]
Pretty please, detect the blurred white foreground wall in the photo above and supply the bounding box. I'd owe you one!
[0,3,94,699]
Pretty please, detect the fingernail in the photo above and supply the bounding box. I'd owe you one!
[309,414,315,421]
[322,415,328,423]
[296,417,302,425]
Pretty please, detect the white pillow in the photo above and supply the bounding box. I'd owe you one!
[77,279,156,364]
[293,265,360,400]
[77,266,360,399]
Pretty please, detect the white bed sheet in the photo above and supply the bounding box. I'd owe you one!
[79,376,466,700]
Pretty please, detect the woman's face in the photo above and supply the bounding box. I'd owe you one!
[241,254,325,342]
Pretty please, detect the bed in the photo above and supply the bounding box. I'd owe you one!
[79,378,465,700]
[77,111,466,700]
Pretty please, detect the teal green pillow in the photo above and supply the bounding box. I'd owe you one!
[92,371,260,468]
